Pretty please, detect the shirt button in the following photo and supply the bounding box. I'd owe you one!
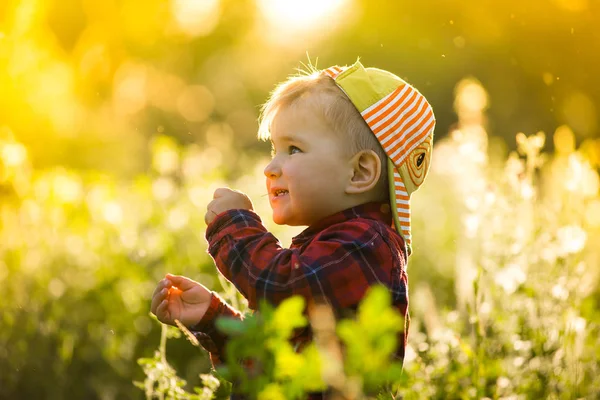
[294,263,300,269]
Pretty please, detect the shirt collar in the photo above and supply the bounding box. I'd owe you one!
[291,202,393,246]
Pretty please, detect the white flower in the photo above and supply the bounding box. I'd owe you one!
[404,345,418,363]
[514,340,532,352]
[464,214,480,238]
[497,376,511,389]
[513,357,525,367]
[566,315,587,334]
[556,225,587,255]
[551,283,569,300]
[495,263,526,294]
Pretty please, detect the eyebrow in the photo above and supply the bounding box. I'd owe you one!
[270,134,303,144]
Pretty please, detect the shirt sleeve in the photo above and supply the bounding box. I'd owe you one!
[188,291,243,366]
[205,209,406,311]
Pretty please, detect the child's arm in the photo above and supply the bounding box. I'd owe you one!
[151,274,243,366]
[206,209,406,311]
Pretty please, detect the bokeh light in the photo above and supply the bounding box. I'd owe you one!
[1,142,27,167]
[552,0,589,12]
[561,91,597,137]
[170,0,221,37]
[256,0,351,43]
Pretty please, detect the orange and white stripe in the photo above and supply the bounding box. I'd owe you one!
[324,66,344,79]
[324,64,434,249]
[362,84,434,248]
[394,171,411,245]
[362,84,435,166]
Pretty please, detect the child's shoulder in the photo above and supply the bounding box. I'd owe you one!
[316,212,404,250]
[307,213,408,271]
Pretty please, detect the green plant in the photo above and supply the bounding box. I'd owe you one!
[132,79,600,400]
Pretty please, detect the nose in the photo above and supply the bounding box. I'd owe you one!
[264,157,281,178]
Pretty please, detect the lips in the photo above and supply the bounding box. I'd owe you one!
[269,187,289,200]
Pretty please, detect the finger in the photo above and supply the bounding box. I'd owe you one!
[205,210,220,225]
[213,187,232,199]
[206,199,216,214]
[151,287,168,314]
[152,278,170,298]
[156,299,170,322]
[165,274,201,291]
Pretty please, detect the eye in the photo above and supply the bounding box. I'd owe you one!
[288,145,301,155]
[416,153,425,167]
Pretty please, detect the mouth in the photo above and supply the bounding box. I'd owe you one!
[271,189,289,198]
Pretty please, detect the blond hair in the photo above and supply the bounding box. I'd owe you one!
[258,70,389,200]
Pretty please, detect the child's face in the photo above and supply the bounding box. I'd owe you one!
[264,99,353,226]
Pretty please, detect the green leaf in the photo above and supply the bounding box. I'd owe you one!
[215,317,248,335]
[269,296,307,339]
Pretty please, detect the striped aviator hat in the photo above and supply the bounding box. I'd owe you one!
[324,61,435,255]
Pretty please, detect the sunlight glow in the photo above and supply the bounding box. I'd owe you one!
[171,0,221,37]
[557,225,587,255]
[152,177,176,201]
[1,143,27,167]
[167,207,188,231]
[552,0,588,12]
[53,174,82,204]
[113,62,147,116]
[454,78,488,122]
[257,0,348,35]
[553,125,575,154]
[103,202,123,225]
[151,138,180,175]
[586,200,600,228]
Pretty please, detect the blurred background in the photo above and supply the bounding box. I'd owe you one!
[1,0,599,398]
[2,0,599,174]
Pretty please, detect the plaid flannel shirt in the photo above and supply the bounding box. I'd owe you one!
[190,202,409,395]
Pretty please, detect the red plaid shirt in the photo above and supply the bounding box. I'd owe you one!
[191,202,409,395]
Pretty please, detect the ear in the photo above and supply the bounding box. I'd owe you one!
[345,150,382,194]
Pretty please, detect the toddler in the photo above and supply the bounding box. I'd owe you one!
[151,60,435,393]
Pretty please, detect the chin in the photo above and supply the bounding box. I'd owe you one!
[272,214,303,226]
[272,214,287,225]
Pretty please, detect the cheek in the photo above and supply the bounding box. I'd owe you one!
[282,156,344,196]
[282,163,320,203]
[281,161,305,183]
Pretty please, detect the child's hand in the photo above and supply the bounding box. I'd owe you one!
[150,274,212,327]
[205,187,253,225]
